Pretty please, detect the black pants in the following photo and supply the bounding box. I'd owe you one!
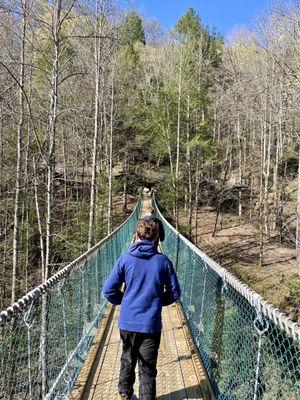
[119,329,161,400]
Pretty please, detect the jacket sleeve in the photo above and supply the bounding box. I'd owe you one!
[162,259,181,306]
[102,257,125,305]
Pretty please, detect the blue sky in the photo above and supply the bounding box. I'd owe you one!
[121,0,271,37]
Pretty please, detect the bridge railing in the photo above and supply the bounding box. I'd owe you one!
[0,196,141,400]
[153,197,300,400]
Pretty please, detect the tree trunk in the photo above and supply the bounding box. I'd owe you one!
[41,2,62,396]
[45,0,61,281]
[62,131,68,209]
[12,0,27,304]
[186,95,192,237]
[107,67,114,234]
[175,47,183,229]
[0,111,3,198]
[264,111,272,239]
[24,115,31,294]
[166,139,176,219]
[259,113,266,268]
[33,159,45,275]
[88,7,101,249]
[236,115,242,217]
[274,86,284,238]
[297,146,300,275]
[123,153,128,212]
[162,90,176,219]
[194,154,200,245]
[213,135,230,237]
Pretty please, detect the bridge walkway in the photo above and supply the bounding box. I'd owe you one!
[71,193,208,400]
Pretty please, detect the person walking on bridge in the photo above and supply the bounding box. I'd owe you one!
[103,219,181,400]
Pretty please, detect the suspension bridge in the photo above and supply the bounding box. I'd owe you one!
[0,192,299,399]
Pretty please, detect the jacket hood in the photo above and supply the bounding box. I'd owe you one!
[127,240,158,259]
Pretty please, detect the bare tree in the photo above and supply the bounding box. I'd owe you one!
[45,0,62,281]
[11,0,27,303]
[88,0,106,249]
[175,45,183,228]
[297,146,300,275]
[107,62,115,234]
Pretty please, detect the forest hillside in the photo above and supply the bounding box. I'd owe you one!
[0,0,299,322]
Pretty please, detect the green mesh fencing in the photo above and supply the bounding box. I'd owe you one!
[0,196,141,400]
[153,197,300,400]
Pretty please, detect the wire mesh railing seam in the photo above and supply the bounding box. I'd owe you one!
[0,196,141,400]
[153,196,300,400]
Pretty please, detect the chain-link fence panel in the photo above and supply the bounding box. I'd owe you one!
[153,197,300,400]
[0,196,141,399]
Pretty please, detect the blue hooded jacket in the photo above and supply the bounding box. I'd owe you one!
[102,240,181,333]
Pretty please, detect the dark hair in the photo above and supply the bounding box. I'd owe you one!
[151,208,155,215]
[136,219,158,242]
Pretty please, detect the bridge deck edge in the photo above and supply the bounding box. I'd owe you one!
[70,304,115,400]
[176,302,216,400]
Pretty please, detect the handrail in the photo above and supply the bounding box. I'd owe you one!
[0,195,141,327]
[153,196,300,343]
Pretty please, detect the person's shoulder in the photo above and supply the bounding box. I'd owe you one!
[120,252,134,264]
[155,252,171,264]
[116,254,127,265]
